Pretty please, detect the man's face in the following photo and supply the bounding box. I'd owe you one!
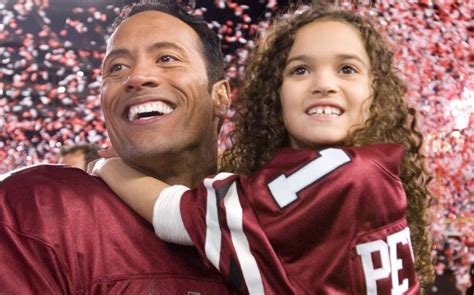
[101,11,220,171]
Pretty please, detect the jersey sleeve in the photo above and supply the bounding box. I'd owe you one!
[0,169,70,294]
[152,185,193,246]
[0,224,70,294]
[153,172,301,294]
[357,143,405,178]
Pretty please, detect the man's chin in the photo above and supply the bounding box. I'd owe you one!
[119,148,174,172]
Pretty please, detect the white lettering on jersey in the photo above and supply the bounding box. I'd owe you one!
[356,240,391,294]
[268,148,351,208]
[356,227,414,295]
[387,227,412,294]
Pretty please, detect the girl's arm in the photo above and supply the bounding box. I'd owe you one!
[92,157,169,223]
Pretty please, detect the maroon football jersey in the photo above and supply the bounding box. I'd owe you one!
[0,165,234,294]
[154,144,420,294]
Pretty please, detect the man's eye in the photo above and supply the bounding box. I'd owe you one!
[109,64,125,73]
[340,65,357,74]
[158,55,178,63]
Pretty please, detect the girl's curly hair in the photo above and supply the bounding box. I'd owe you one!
[220,3,434,286]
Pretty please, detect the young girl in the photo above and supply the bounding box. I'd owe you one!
[94,3,433,294]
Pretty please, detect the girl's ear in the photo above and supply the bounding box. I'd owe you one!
[211,79,231,117]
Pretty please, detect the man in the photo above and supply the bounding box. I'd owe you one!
[58,143,100,171]
[0,0,232,293]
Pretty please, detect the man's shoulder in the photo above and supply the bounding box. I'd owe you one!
[2,164,95,182]
[0,165,232,291]
[1,164,110,194]
[0,164,116,219]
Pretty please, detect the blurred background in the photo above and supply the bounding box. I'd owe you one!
[0,0,472,292]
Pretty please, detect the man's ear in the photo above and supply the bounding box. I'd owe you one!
[211,79,231,117]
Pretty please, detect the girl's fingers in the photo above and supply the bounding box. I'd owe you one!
[87,158,102,174]
[98,147,119,158]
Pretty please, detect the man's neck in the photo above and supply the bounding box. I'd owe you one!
[162,151,217,188]
[130,143,218,188]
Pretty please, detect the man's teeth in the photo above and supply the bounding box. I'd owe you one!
[128,101,174,121]
[307,106,342,116]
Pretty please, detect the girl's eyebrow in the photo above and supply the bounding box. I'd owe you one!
[335,54,368,67]
[285,54,311,66]
[285,53,368,67]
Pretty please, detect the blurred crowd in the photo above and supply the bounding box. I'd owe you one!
[0,0,472,291]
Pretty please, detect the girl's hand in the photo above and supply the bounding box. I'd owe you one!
[98,147,119,159]
[90,157,123,178]
[88,155,169,223]
[87,147,119,174]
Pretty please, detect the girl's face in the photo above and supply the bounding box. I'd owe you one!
[280,19,373,150]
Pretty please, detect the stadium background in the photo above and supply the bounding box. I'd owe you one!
[0,0,472,291]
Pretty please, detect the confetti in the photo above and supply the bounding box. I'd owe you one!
[0,0,472,289]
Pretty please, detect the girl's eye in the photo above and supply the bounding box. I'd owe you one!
[340,65,358,74]
[291,66,309,76]
[158,55,178,63]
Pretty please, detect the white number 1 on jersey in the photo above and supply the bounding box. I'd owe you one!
[268,148,351,208]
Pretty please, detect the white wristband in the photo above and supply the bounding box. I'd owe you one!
[152,185,193,246]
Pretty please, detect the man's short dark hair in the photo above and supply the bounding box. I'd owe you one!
[111,0,225,88]
[60,144,100,167]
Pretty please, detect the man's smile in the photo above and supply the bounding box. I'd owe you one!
[126,100,175,122]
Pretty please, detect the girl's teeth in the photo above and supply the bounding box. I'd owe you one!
[308,106,342,116]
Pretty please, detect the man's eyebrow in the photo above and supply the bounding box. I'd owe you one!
[102,42,187,69]
[102,48,130,69]
[148,41,187,55]
[285,53,369,67]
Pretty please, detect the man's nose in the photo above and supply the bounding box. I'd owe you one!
[124,63,160,92]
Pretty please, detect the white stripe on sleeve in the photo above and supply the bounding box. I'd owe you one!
[153,185,193,246]
[203,172,234,271]
[224,182,265,295]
